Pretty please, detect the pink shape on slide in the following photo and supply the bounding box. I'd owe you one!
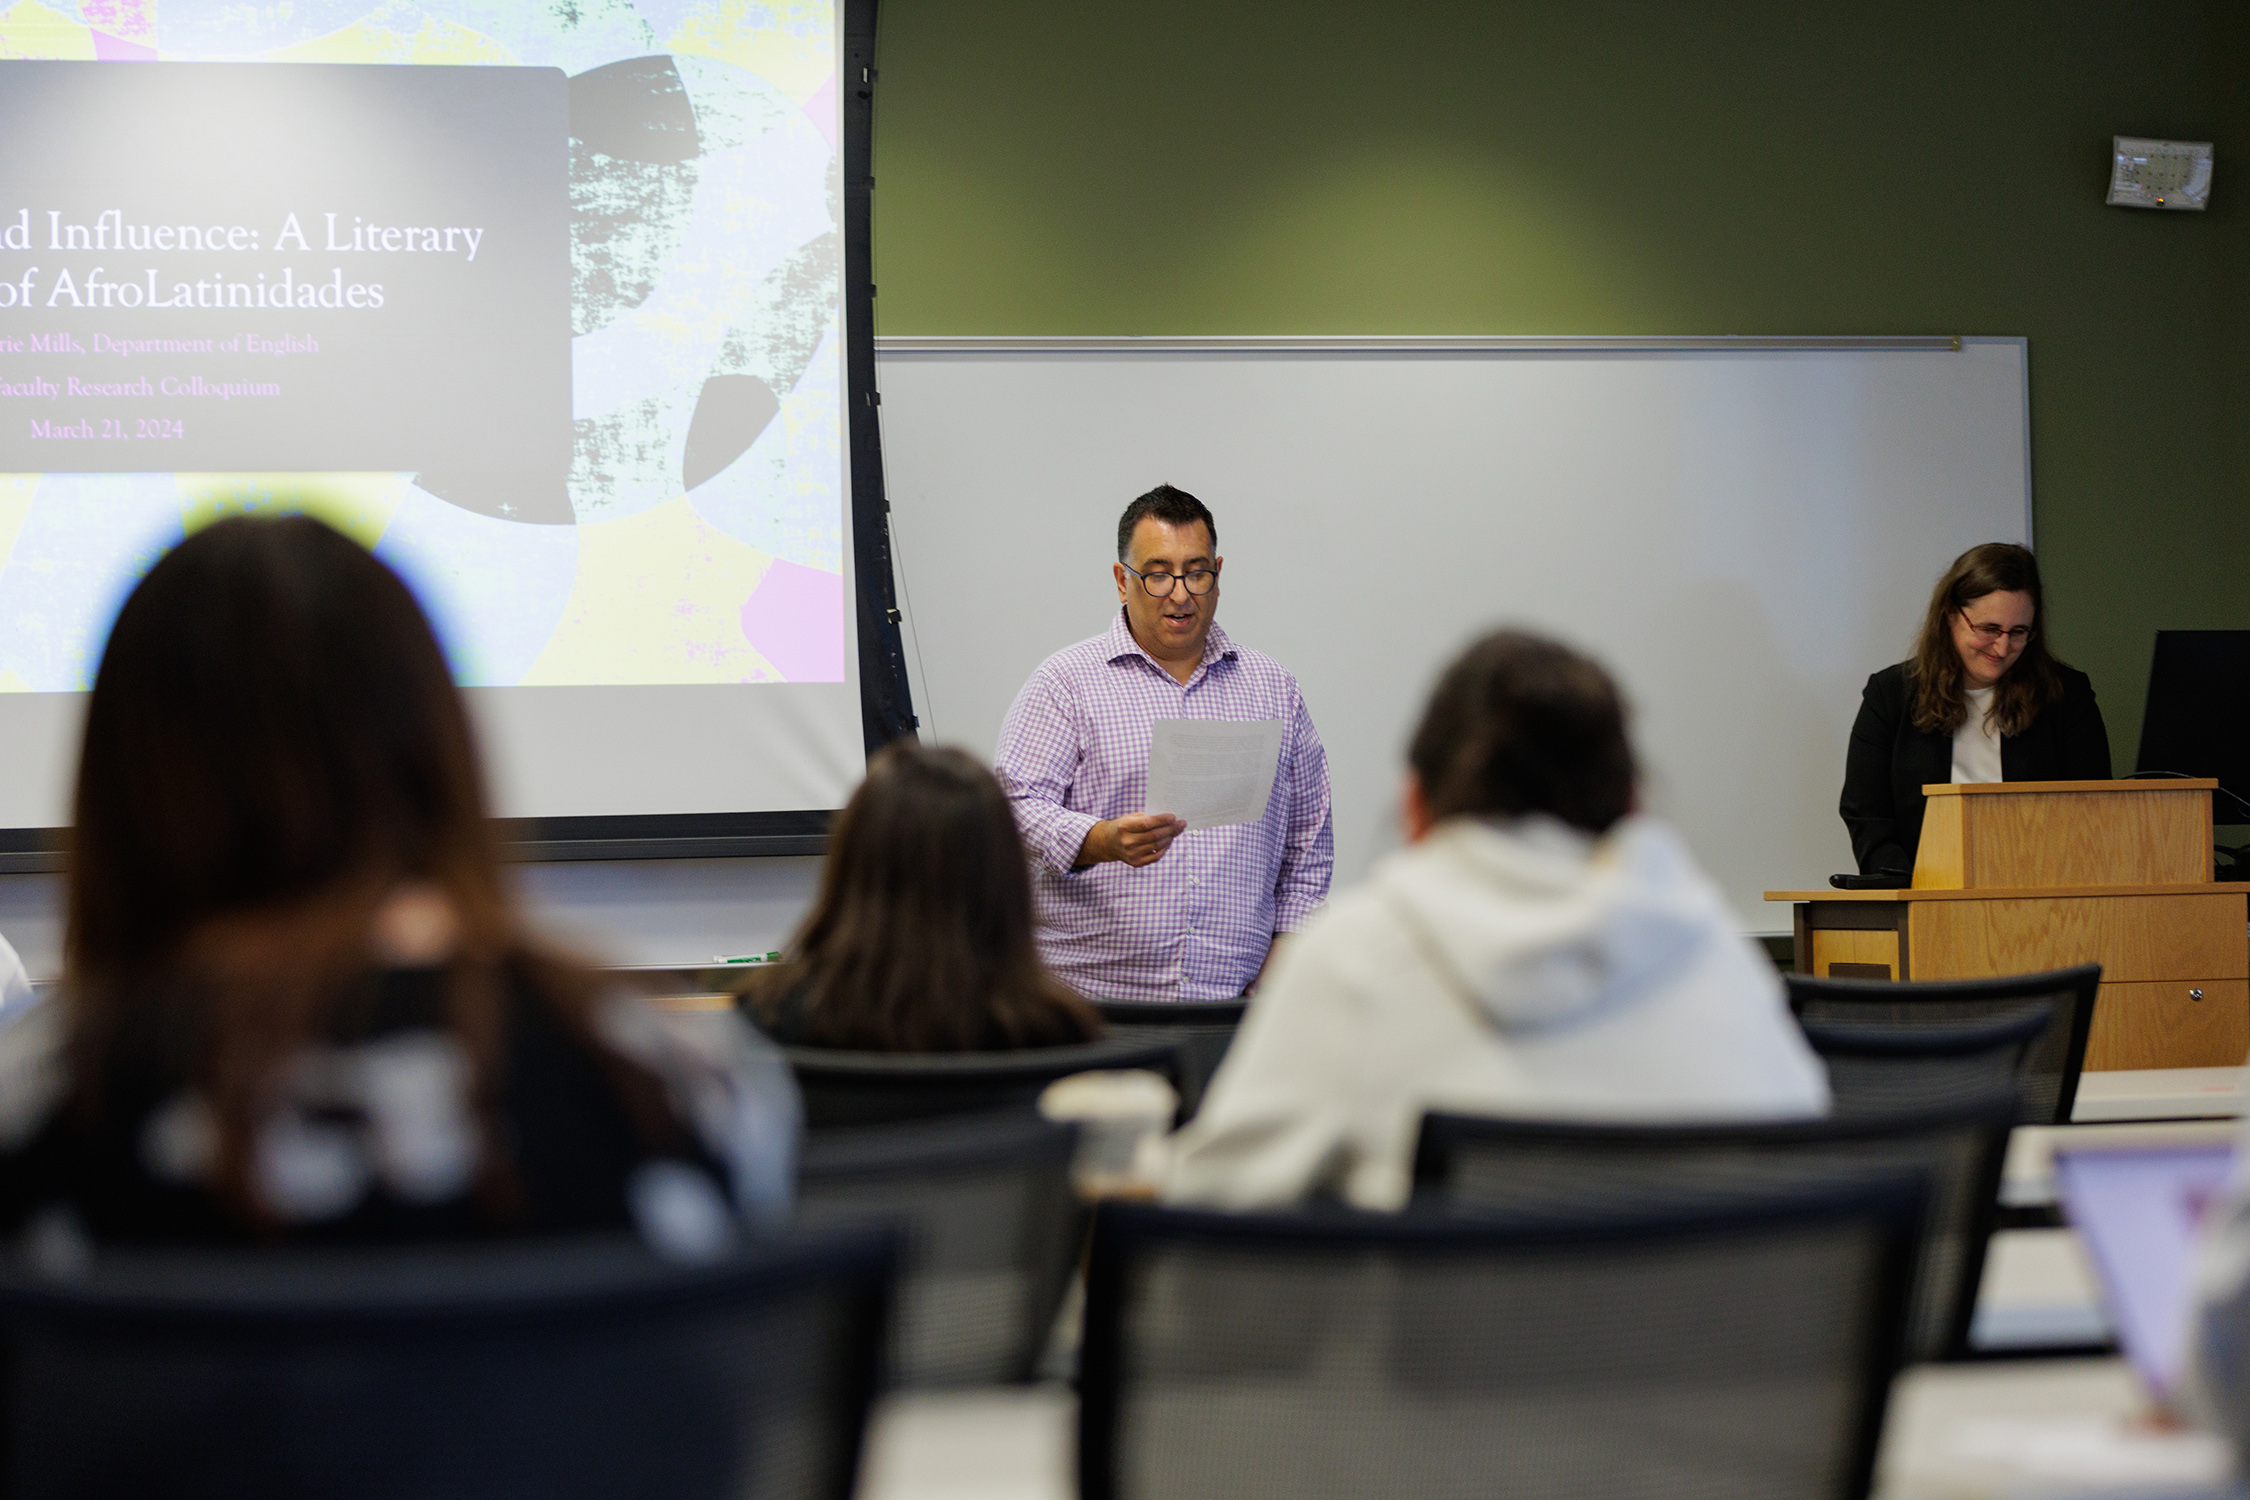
[90,28,157,58]
[801,71,839,153]
[740,560,845,682]
[82,0,154,48]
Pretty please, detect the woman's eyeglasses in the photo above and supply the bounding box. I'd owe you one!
[1965,622,2034,645]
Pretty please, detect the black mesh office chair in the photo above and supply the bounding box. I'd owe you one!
[1091,998,1247,1120]
[1080,1183,1920,1500]
[1799,1005,2053,1117]
[781,1035,1183,1129]
[1788,964,2100,1124]
[0,1226,898,1500]
[1411,1091,2015,1362]
[796,1110,1082,1386]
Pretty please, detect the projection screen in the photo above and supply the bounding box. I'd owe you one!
[0,0,903,861]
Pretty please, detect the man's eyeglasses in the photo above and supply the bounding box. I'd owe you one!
[1123,563,1217,598]
[1965,622,2034,645]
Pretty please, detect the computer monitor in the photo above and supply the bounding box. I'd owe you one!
[2135,631,2250,816]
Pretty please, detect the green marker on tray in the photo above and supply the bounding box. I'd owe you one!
[714,952,782,964]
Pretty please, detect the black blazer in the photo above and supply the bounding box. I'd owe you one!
[1840,661,2111,875]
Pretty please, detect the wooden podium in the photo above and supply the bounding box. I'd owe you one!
[1768,780,2250,1070]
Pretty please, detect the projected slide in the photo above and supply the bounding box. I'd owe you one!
[0,1,845,692]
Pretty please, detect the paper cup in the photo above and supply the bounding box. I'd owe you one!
[1039,1069,1179,1197]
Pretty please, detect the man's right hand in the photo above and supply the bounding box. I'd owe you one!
[1076,812,1187,869]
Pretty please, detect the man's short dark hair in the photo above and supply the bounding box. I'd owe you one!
[1117,484,1217,563]
[1408,630,1638,835]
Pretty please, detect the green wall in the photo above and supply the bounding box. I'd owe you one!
[871,0,2250,767]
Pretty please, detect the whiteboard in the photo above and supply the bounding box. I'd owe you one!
[875,337,2030,932]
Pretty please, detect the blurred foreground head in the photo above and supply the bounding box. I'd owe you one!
[70,514,502,981]
[48,516,790,1241]
[1408,629,1639,836]
[754,742,1097,1050]
[61,516,582,1219]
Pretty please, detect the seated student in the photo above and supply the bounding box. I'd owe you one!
[1161,629,1829,1212]
[743,743,1101,1051]
[0,516,795,1252]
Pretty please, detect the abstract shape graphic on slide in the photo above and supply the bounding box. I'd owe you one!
[741,558,845,684]
[0,0,847,690]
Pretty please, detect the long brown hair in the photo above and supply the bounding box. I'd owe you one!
[1408,630,1638,835]
[747,744,1098,1051]
[66,514,670,1218]
[1906,543,2065,736]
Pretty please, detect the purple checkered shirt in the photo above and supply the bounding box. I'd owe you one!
[994,610,1334,1002]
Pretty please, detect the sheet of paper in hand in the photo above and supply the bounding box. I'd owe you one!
[1145,719,1285,830]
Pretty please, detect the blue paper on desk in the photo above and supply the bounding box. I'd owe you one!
[2055,1143,2235,1396]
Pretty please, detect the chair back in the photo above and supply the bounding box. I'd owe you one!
[796,1111,1081,1386]
[1412,1092,2015,1361]
[1091,998,1247,1119]
[1081,1185,1918,1500]
[1787,964,2099,1124]
[782,1035,1182,1129]
[0,1227,897,1500]
[1798,1005,2053,1118]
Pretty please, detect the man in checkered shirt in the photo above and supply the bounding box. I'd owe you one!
[994,485,1334,1002]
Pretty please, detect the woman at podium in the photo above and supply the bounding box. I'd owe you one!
[1841,542,2109,877]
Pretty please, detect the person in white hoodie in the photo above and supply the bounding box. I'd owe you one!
[1162,629,1831,1212]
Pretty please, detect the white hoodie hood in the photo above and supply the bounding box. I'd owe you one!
[1162,810,1828,1212]
[1376,815,1727,1034]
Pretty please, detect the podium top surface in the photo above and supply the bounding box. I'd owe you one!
[1764,882,2241,903]
[1919,778,2218,798]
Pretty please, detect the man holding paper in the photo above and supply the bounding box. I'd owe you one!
[994,485,1333,1001]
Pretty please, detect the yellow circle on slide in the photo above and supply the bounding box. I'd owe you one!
[175,472,409,550]
[665,0,834,104]
[524,494,785,686]
[265,15,518,66]
[0,475,38,576]
[0,2,96,60]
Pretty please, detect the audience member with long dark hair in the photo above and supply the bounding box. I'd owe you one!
[0,515,795,1252]
[743,743,1100,1051]
[1161,629,1828,1210]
